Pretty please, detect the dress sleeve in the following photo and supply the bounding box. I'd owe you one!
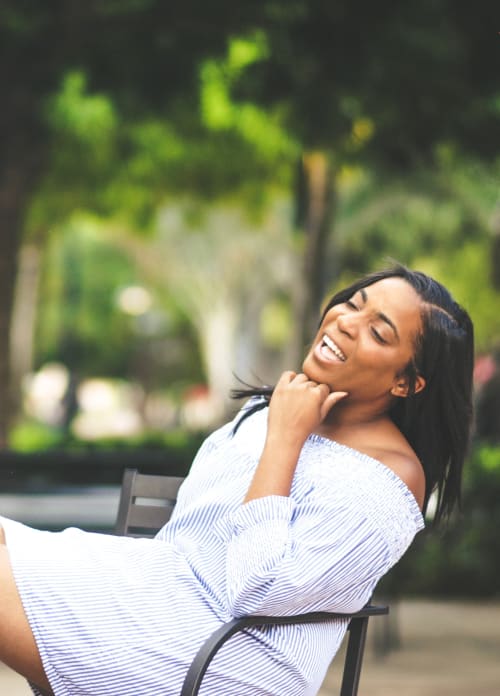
[214,469,423,618]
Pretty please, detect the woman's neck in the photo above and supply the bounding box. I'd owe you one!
[316,397,392,440]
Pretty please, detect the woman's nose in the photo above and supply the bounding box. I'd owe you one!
[336,311,358,337]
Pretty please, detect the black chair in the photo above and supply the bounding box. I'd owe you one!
[116,468,388,696]
[115,467,185,538]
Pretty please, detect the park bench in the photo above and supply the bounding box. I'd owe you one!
[115,468,389,696]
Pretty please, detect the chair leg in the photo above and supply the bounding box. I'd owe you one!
[339,616,369,696]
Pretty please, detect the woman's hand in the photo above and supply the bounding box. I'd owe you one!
[243,372,347,502]
[267,371,348,447]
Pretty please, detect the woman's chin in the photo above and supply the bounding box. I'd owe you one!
[302,354,329,382]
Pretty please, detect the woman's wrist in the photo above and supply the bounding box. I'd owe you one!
[243,436,303,502]
[264,428,307,455]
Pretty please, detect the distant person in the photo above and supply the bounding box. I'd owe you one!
[0,264,474,696]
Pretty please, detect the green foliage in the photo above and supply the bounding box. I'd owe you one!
[10,418,207,482]
[35,219,140,376]
[337,152,499,259]
[260,297,292,349]
[200,32,298,162]
[325,151,500,352]
[26,20,311,238]
[4,1,500,430]
[46,71,117,145]
[415,243,500,351]
[27,71,120,234]
[29,54,296,236]
[10,421,66,452]
[46,421,203,455]
[114,116,290,219]
[33,216,204,390]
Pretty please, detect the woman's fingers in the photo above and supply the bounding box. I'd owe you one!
[269,372,348,440]
[279,372,348,416]
[276,370,298,386]
[320,390,348,420]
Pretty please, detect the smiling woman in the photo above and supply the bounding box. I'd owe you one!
[236,264,474,524]
[0,264,474,696]
[304,278,425,404]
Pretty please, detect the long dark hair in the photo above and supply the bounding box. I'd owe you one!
[232,264,474,526]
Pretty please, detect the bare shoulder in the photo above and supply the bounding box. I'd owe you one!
[321,418,426,509]
[367,445,425,510]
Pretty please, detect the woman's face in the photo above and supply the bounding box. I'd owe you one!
[302,277,424,403]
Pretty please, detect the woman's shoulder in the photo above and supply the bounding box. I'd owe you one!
[353,418,425,510]
[302,433,425,560]
[321,417,425,511]
[365,445,425,510]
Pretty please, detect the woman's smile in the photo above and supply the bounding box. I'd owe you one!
[302,277,424,402]
[315,334,347,363]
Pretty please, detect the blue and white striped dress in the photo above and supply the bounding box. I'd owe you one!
[2,401,424,695]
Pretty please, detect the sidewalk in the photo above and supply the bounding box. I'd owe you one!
[2,599,500,695]
[0,663,30,695]
[320,599,500,696]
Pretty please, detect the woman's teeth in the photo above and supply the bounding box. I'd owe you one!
[322,334,346,361]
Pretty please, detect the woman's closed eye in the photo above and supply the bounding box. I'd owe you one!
[371,327,388,344]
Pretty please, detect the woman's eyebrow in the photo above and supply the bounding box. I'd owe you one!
[359,288,400,340]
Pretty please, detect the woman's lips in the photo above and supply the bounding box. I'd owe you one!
[314,334,346,363]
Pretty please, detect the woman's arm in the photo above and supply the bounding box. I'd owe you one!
[218,473,422,617]
[244,371,347,502]
[212,374,423,618]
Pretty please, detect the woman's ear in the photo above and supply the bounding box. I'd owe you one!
[414,375,426,394]
[391,374,426,398]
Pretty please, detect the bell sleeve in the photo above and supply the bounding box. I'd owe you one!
[214,464,424,618]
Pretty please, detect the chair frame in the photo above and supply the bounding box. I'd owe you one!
[180,604,387,696]
[116,468,388,696]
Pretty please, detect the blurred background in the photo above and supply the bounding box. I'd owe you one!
[1,1,500,693]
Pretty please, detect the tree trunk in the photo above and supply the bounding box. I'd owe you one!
[197,302,238,423]
[0,169,28,445]
[0,122,45,445]
[287,151,337,369]
[491,206,500,290]
[10,243,43,400]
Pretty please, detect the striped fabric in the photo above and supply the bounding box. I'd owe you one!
[2,400,424,695]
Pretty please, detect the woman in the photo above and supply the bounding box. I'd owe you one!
[0,264,473,695]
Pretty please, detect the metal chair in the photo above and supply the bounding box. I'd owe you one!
[115,467,185,537]
[116,468,388,696]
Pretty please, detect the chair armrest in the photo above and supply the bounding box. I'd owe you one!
[180,604,388,696]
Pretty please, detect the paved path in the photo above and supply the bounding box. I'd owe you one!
[2,599,500,694]
[320,599,500,696]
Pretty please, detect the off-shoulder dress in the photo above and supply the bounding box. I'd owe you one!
[1,401,424,695]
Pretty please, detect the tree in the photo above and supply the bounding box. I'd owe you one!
[16,62,296,424]
[0,0,278,442]
[204,0,500,357]
[3,0,499,442]
[119,199,295,420]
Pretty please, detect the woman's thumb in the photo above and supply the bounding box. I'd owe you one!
[321,391,348,420]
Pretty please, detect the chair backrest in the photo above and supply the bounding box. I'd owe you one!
[179,604,388,696]
[115,468,185,537]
